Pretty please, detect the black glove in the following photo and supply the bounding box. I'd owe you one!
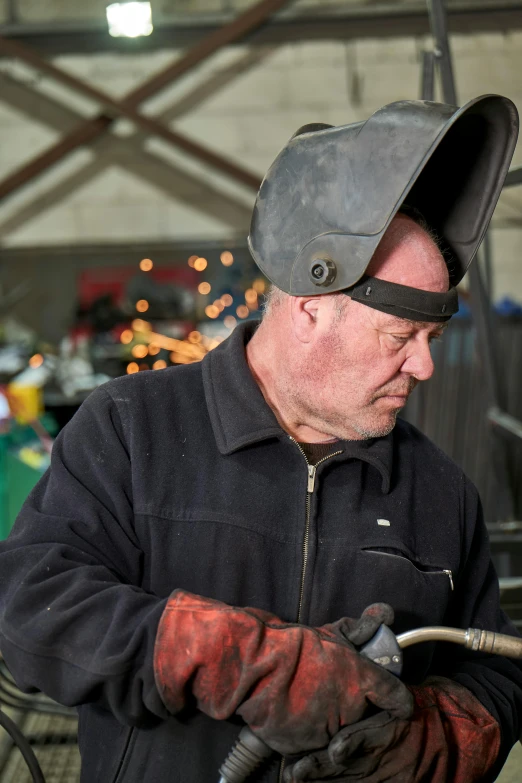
[283,677,501,782]
[154,592,412,756]
[283,712,403,781]
[320,603,394,647]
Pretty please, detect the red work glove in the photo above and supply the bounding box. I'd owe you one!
[283,676,500,781]
[153,590,413,755]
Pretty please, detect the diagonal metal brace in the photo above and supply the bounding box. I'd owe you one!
[0,0,294,200]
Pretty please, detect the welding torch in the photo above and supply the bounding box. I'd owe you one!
[218,624,522,783]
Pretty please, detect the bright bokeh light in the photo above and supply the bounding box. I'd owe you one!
[220,251,234,267]
[236,305,249,319]
[224,315,237,329]
[245,288,258,304]
[170,352,192,365]
[29,354,44,368]
[213,299,225,313]
[106,2,153,38]
[132,319,150,331]
[205,305,220,319]
[194,257,208,272]
[198,282,211,295]
[136,299,149,313]
[153,360,167,370]
[127,362,139,374]
[188,255,198,268]
[148,344,160,356]
[188,331,201,344]
[252,278,266,294]
[132,344,148,359]
[120,329,133,344]
[221,294,233,307]
[139,258,153,272]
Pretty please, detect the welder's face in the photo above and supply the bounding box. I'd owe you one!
[302,303,447,440]
[290,215,450,440]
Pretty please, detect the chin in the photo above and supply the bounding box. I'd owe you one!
[353,413,398,440]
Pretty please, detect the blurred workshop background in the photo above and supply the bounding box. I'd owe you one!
[0,0,521,780]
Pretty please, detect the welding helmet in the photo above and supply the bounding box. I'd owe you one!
[248,95,518,322]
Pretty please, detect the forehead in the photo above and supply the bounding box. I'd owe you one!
[372,311,449,332]
[367,215,449,292]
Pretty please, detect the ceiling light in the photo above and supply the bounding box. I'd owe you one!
[106,2,153,38]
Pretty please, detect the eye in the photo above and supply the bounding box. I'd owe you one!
[390,334,409,344]
[429,333,444,344]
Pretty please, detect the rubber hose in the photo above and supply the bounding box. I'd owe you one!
[0,706,46,783]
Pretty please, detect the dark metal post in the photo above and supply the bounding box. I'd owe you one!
[426,0,457,105]
[420,50,435,101]
[426,0,516,521]
[6,0,17,24]
[482,231,493,298]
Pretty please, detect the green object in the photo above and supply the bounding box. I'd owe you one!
[0,433,9,540]
[0,425,51,540]
[5,452,41,536]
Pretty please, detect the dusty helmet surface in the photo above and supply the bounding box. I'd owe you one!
[248,95,519,295]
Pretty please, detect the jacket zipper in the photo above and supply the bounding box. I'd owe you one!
[277,440,343,783]
[295,448,343,622]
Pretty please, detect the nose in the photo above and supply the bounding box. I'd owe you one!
[401,337,435,381]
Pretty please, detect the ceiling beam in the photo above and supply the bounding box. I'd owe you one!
[0,3,521,55]
[0,239,250,265]
[0,63,258,237]
[0,36,261,193]
[0,0,291,204]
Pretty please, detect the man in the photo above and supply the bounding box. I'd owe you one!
[0,95,521,783]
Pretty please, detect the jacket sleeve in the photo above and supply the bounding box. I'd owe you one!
[0,384,169,726]
[433,477,522,777]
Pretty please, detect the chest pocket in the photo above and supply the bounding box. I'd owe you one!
[356,544,454,683]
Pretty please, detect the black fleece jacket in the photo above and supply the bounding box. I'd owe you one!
[0,321,520,783]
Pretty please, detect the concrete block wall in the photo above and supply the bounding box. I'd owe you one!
[0,30,520,301]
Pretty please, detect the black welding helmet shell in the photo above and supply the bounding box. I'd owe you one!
[248,95,518,295]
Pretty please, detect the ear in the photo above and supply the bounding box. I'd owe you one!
[290,297,321,344]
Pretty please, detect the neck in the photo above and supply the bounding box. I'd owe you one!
[246,320,339,443]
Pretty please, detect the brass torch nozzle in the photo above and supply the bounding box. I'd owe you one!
[396,626,522,659]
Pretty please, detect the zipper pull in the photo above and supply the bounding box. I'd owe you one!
[443,570,454,591]
[307,465,317,493]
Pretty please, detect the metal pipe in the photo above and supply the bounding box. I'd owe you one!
[420,50,435,101]
[488,406,522,443]
[427,0,457,105]
[397,626,522,657]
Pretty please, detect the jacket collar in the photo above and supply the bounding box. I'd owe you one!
[202,320,393,492]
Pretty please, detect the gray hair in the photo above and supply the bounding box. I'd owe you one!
[262,284,348,321]
[261,284,286,317]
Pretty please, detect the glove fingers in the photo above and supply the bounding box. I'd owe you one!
[328,604,395,647]
[284,713,402,782]
[329,712,397,765]
[284,753,367,782]
[284,750,336,782]
[366,674,414,720]
[343,604,395,646]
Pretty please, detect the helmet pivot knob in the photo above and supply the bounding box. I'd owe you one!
[309,259,337,287]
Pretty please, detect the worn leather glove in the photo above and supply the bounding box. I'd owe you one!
[153,590,413,755]
[283,676,500,781]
